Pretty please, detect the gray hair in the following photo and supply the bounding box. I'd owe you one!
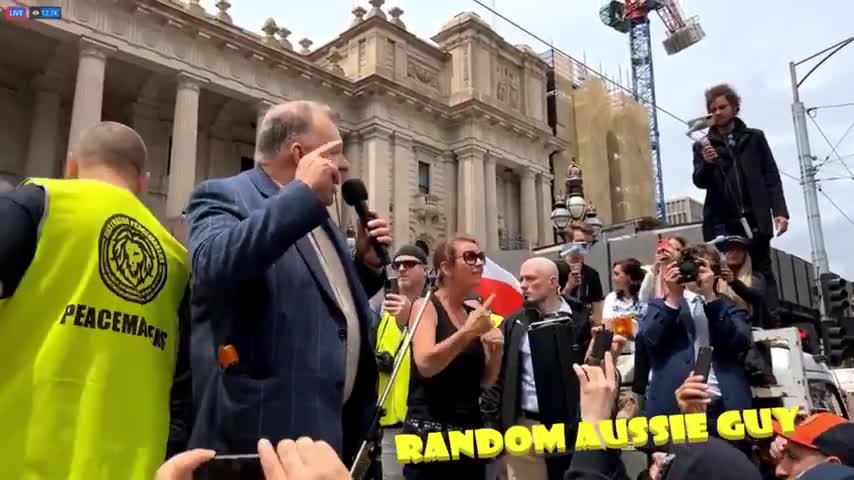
[255,100,334,162]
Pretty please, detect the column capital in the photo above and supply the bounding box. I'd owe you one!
[536,171,553,182]
[79,37,116,60]
[359,124,393,141]
[412,142,441,157]
[483,152,498,166]
[453,144,487,160]
[392,131,413,147]
[176,72,206,93]
[520,168,536,180]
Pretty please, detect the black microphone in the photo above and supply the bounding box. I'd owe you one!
[341,178,391,267]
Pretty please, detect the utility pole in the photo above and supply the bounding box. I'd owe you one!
[789,62,829,284]
[790,36,854,356]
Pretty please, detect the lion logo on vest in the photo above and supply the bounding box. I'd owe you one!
[98,214,168,304]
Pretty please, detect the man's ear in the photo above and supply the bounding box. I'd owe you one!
[136,171,150,196]
[64,156,78,179]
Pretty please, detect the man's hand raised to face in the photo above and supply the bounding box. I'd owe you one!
[294,140,343,205]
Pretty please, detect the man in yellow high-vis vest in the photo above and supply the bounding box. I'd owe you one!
[0,122,192,480]
[375,245,428,480]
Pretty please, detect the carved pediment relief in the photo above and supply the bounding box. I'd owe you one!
[407,59,439,90]
[496,60,520,109]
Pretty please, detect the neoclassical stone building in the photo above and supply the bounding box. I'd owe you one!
[0,0,644,253]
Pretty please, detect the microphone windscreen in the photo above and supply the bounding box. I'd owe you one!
[341,178,368,206]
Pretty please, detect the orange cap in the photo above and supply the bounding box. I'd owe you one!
[772,412,847,449]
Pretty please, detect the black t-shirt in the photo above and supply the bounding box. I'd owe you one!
[568,263,604,310]
[407,296,484,428]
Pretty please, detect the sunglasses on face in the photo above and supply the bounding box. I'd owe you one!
[392,260,422,270]
[457,251,486,266]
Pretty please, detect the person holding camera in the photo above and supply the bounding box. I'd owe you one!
[374,245,428,480]
[716,236,774,329]
[692,84,788,318]
[637,244,753,437]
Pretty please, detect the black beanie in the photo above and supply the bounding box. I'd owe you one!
[393,245,427,264]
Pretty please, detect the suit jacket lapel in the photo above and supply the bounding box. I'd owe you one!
[294,235,340,315]
[678,299,696,340]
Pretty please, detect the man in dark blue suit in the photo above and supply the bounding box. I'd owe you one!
[185,100,391,467]
[638,244,753,438]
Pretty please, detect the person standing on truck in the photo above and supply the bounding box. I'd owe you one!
[692,83,788,319]
[0,122,192,479]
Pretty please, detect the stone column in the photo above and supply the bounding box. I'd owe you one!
[537,173,553,245]
[68,38,113,151]
[166,73,203,220]
[25,75,61,178]
[502,171,515,239]
[392,132,413,248]
[361,125,392,220]
[442,152,458,235]
[483,153,499,252]
[520,169,538,248]
[129,98,168,218]
[341,132,362,230]
[455,146,486,241]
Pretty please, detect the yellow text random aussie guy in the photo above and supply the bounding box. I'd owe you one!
[395,407,799,464]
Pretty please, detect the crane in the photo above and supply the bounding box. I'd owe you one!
[600,0,705,221]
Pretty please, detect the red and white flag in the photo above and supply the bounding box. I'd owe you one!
[475,258,523,317]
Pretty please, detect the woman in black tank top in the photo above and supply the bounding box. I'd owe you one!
[404,235,503,480]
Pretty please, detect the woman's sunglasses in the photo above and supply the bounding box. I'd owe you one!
[458,251,486,266]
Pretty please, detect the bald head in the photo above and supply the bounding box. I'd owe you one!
[255,100,335,161]
[522,257,559,278]
[73,121,147,172]
[519,257,560,304]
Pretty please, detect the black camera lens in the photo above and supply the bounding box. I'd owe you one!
[376,351,394,373]
[678,260,699,283]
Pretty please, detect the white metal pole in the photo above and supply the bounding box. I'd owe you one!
[789,62,829,321]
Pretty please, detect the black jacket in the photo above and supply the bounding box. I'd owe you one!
[692,118,788,239]
[491,301,592,431]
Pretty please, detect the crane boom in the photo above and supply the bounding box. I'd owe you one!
[600,0,705,222]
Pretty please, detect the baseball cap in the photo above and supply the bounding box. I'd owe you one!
[773,413,854,465]
[393,245,427,265]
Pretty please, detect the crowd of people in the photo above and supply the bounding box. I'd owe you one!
[1,85,852,480]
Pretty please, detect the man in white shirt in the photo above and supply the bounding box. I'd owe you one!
[490,258,582,480]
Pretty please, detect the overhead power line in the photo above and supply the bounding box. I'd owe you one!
[469,0,691,127]
[818,187,854,227]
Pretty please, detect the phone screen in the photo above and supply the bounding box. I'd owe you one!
[694,346,714,381]
[385,276,399,295]
[193,455,263,480]
[586,329,614,367]
[657,238,670,251]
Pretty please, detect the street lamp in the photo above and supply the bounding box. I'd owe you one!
[550,159,605,244]
[550,201,571,231]
[586,202,603,240]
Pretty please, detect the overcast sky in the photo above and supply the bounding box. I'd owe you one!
[226,0,854,277]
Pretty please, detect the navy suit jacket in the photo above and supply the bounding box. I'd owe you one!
[638,296,753,432]
[185,167,382,464]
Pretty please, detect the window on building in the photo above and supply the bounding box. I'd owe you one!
[241,156,254,172]
[417,161,431,195]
